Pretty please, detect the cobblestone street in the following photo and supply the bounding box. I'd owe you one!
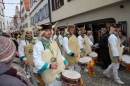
[81,65,130,86]
[61,64,130,86]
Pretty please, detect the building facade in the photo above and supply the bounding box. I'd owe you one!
[14,6,21,31]
[20,0,30,28]
[30,0,50,29]
[0,0,5,30]
[49,0,130,37]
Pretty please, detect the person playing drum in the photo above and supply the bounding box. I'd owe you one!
[63,24,82,73]
[33,24,68,86]
[77,25,94,72]
[103,24,129,85]
[18,28,38,86]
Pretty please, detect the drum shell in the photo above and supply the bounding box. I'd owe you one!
[61,73,80,86]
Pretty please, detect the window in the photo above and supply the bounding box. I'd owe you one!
[45,4,49,17]
[36,13,38,23]
[30,0,32,8]
[20,1,23,5]
[44,6,47,18]
[38,11,40,21]
[51,0,64,11]
[32,17,34,24]
[34,13,36,23]
[40,8,42,21]
[42,7,45,19]
[0,21,2,29]
[31,17,33,25]
[3,23,5,29]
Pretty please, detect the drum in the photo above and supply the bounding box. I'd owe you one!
[78,56,92,68]
[61,70,81,86]
[88,52,98,64]
[121,55,130,67]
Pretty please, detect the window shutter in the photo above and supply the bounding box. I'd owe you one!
[60,0,64,6]
[51,0,55,11]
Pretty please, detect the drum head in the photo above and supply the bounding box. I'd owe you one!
[89,52,98,57]
[62,70,81,79]
[122,55,130,64]
[79,56,92,63]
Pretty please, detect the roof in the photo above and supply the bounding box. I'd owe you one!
[23,0,30,11]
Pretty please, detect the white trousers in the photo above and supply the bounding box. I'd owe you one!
[45,74,62,86]
[105,63,120,80]
[69,64,81,73]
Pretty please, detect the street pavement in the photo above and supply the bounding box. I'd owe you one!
[81,65,130,86]
[61,65,130,86]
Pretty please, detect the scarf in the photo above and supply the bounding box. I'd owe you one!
[41,37,51,49]
[25,36,34,44]
[61,33,65,38]
[81,34,85,38]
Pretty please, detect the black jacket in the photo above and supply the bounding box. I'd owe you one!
[99,33,110,48]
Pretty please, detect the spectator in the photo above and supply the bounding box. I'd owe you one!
[118,31,129,47]
[87,30,94,43]
[0,36,28,86]
[99,28,111,69]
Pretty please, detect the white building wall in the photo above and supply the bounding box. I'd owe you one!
[52,0,130,37]
[50,0,123,22]
[20,0,30,28]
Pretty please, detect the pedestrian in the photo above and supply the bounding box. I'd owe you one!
[0,36,28,86]
[18,28,38,86]
[87,30,94,43]
[99,28,111,69]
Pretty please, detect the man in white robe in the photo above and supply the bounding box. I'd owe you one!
[103,24,129,84]
[33,24,68,86]
[77,26,93,72]
[18,28,38,86]
[58,27,65,55]
[63,24,82,73]
[52,28,59,42]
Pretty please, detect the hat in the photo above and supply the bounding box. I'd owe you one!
[76,25,86,34]
[67,24,75,29]
[0,36,16,64]
[113,24,121,28]
[109,24,121,34]
[22,28,34,40]
[34,22,58,40]
[40,24,52,30]
[59,27,65,30]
